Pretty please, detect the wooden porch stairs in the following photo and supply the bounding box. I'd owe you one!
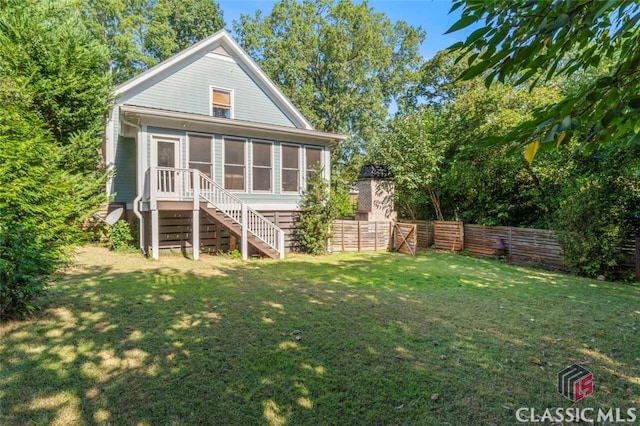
[150,167,285,260]
[201,207,280,259]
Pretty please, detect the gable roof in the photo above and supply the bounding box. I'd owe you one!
[114,30,313,130]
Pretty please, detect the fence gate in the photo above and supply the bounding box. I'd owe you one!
[392,222,417,255]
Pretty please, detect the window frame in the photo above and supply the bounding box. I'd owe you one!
[251,139,274,194]
[304,145,324,189]
[280,143,301,194]
[222,136,248,192]
[186,132,214,179]
[210,86,234,119]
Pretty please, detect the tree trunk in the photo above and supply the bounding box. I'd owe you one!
[427,186,444,221]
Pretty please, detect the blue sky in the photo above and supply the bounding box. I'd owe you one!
[216,0,473,61]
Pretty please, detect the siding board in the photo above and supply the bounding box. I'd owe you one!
[122,55,296,128]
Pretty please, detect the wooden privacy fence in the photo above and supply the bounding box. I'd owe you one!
[434,221,464,251]
[330,220,417,255]
[415,220,639,278]
[464,224,565,268]
[331,220,391,252]
[331,218,639,278]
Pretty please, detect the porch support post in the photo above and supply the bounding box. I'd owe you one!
[192,170,200,260]
[241,203,248,260]
[151,209,159,260]
[279,230,285,259]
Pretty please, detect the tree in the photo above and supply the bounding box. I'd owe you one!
[447,1,640,159]
[233,0,425,181]
[143,0,225,65]
[552,143,640,279]
[0,0,111,318]
[375,49,564,224]
[373,107,448,221]
[76,0,225,83]
[297,167,339,255]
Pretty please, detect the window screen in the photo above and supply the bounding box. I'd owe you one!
[224,138,245,190]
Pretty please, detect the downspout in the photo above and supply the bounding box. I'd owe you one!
[121,115,146,255]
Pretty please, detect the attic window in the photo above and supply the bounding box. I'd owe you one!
[211,88,232,118]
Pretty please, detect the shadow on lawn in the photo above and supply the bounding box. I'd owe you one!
[1,251,639,425]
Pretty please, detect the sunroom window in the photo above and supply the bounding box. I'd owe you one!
[305,146,322,185]
[188,135,213,178]
[252,141,272,192]
[224,138,245,191]
[281,145,300,193]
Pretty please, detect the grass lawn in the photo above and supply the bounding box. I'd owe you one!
[1,246,639,425]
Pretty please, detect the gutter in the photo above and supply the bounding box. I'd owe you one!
[120,104,348,144]
[120,115,147,256]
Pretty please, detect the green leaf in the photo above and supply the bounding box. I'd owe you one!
[596,76,613,88]
[629,97,640,109]
[447,41,465,50]
[449,1,464,14]
[460,62,488,81]
[465,26,491,45]
[484,71,497,89]
[548,13,570,33]
[444,14,479,35]
[601,109,617,127]
[558,115,573,132]
[514,68,537,86]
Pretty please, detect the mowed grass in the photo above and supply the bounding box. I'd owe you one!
[1,246,639,425]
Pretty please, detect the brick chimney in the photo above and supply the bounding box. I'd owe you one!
[355,165,396,221]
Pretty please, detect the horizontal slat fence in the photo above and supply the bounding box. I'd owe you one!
[402,220,434,248]
[434,221,464,251]
[402,219,638,278]
[331,220,391,252]
[464,224,566,269]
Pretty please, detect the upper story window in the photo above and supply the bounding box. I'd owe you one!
[212,88,232,118]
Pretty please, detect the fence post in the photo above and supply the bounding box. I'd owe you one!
[357,220,361,252]
[508,227,513,260]
[241,204,248,261]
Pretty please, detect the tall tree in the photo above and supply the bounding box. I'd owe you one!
[233,0,425,180]
[144,0,225,65]
[447,1,640,159]
[0,0,111,318]
[77,0,225,83]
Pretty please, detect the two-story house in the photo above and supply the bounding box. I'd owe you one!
[103,30,346,260]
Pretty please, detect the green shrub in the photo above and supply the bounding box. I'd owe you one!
[297,167,339,255]
[108,220,134,251]
[554,181,638,279]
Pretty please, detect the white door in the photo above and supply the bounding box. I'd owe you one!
[153,137,180,197]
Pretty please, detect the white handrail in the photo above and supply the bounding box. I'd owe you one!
[196,171,284,254]
[150,167,285,257]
